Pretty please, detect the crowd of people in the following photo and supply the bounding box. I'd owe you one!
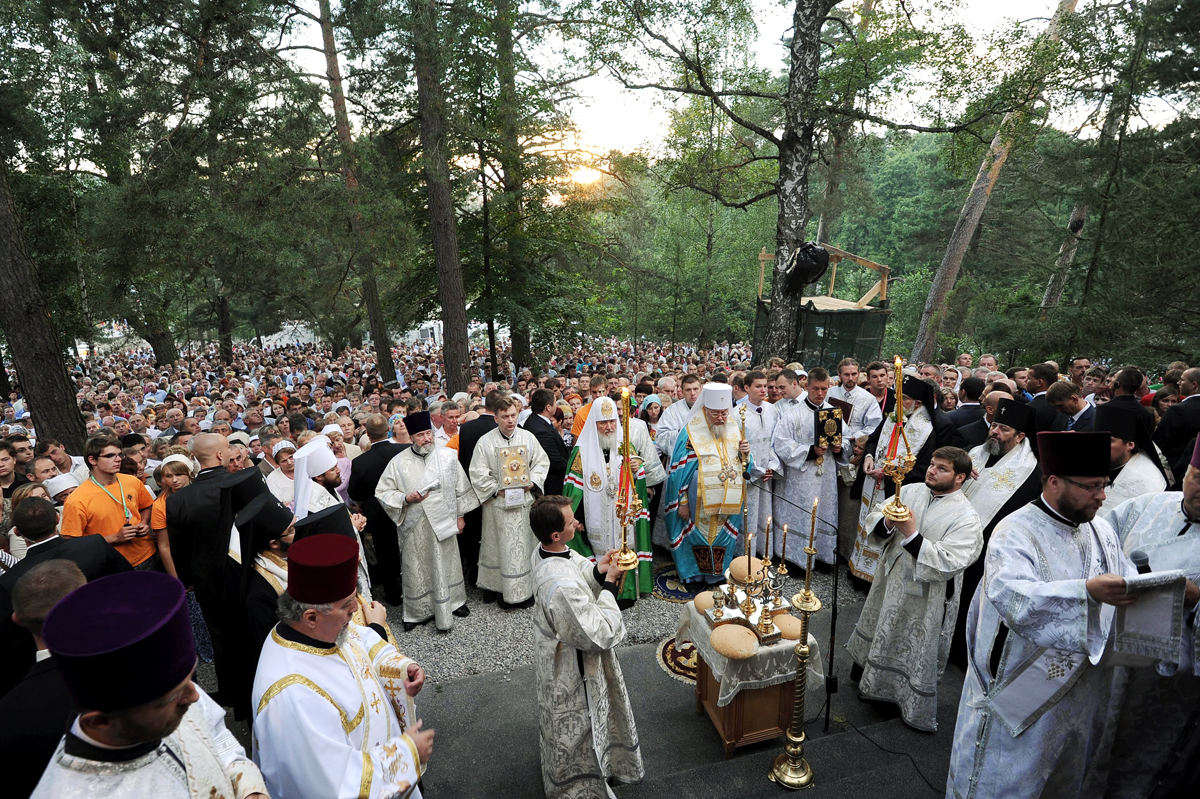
[0,337,1196,798]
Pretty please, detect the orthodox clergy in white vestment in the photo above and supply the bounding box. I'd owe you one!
[529,496,644,799]
[252,534,431,799]
[739,370,780,547]
[293,436,373,599]
[946,432,1183,799]
[1101,438,1200,799]
[1093,402,1168,515]
[32,571,268,799]
[846,447,982,731]
[851,375,936,581]
[376,411,480,631]
[653,377,700,460]
[469,394,550,605]
[771,367,848,565]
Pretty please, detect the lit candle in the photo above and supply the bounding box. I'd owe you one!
[780,523,789,563]
[762,516,772,566]
[746,530,753,567]
[885,423,900,460]
[808,497,818,549]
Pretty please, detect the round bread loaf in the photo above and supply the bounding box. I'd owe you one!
[774,613,804,640]
[710,624,759,660]
[694,591,715,611]
[728,555,767,584]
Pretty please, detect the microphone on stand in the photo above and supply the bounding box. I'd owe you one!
[1130,550,1152,575]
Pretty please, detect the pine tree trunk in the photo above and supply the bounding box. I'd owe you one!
[494,0,529,369]
[761,0,836,360]
[911,0,1079,362]
[0,162,88,452]
[410,0,469,394]
[318,0,397,385]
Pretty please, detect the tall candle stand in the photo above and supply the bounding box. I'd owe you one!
[768,505,823,789]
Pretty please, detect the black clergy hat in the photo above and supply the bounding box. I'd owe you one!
[1037,432,1111,478]
[220,466,270,514]
[403,410,433,435]
[1094,402,1165,478]
[901,374,937,415]
[236,493,295,554]
[994,398,1035,436]
[293,503,357,541]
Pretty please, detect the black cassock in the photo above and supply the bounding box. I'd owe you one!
[456,414,497,587]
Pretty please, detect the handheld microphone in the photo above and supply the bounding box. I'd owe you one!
[1130,550,1152,575]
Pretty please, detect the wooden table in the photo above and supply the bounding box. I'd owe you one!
[695,652,795,759]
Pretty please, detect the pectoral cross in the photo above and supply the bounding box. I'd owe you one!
[717,463,739,483]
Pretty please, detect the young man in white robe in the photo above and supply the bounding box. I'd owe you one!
[468,394,550,607]
[1093,401,1168,515]
[847,446,982,731]
[654,374,702,460]
[829,358,884,559]
[771,367,848,565]
[739,370,780,552]
[946,432,1185,799]
[32,571,268,799]
[1102,437,1200,799]
[252,533,433,799]
[529,495,643,799]
[376,410,480,631]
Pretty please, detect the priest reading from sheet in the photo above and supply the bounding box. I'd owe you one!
[468,394,549,608]
[771,366,848,566]
[376,410,480,631]
[1102,436,1200,799]
[846,446,982,731]
[32,571,268,799]
[252,533,432,799]
[946,432,1187,799]
[850,374,938,582]
[562,395,652,608]
[529,495,643,799]
[950,398,1042,669]
[663,383,753,592]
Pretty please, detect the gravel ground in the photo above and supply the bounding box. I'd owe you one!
[383,545,869,686]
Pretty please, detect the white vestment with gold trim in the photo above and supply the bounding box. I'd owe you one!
[252,623,422,799]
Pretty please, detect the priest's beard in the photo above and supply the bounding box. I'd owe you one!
[413,442,434,456]
[708,423,727,438]
[336,624,351,647]
[983,435,1015,458]
[597,431,620,452]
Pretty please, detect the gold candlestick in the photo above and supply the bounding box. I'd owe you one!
[769,494,823,789]
[778,524,789,576]
[614,388,640,574]
[881,356,916,523]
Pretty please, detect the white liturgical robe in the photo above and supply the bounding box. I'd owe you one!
[469,426,549,603]
[253,623,423,799]
[1103,492,1200,799]
[32,687,267,799]
[1097,451,1166,516]
[532,547,643,798]
[740,400,779,542]
[847,484,982,730]
[946,500,1136,799]
[772,398,848,564]
[376,446,480,629]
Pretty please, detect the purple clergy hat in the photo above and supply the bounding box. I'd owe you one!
[43,571,196,712]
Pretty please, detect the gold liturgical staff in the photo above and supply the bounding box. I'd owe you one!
[613,389,641,584]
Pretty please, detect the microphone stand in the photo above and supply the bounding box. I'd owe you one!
[824,548,841,733]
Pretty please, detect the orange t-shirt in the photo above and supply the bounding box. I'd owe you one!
[61,474,157,566]
[151,494,169,532]
[571,402,592,438]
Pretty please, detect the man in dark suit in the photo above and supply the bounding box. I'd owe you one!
[953,390,1010,450]
[1047,380,1095,432]
[1026,363,1068,432]
[864,361,896,417]
[1154,368,1200,473]
[523,388,569,496]
[0,498,132,697]
[456,389,501,588]
[946,377,986,428]
[348,414,408,604]
[0,560,86,797]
